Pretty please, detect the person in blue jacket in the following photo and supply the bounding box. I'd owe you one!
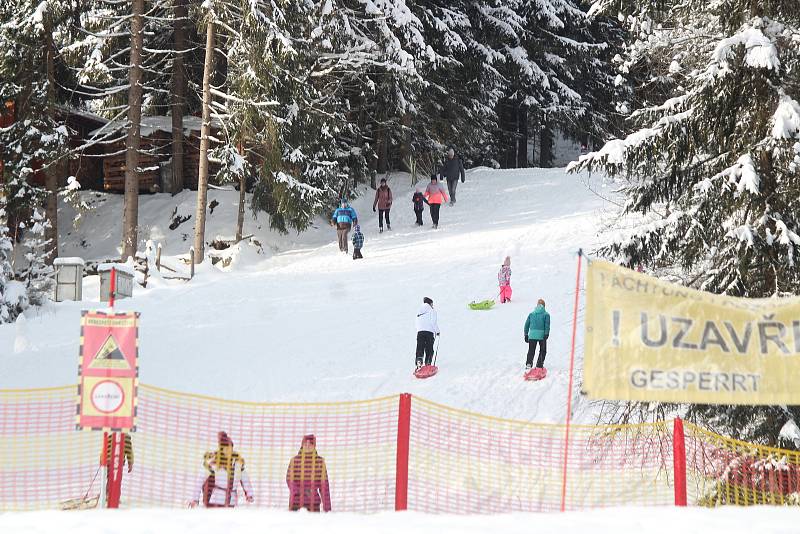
[331,199,358,253]
[524,299,550,369]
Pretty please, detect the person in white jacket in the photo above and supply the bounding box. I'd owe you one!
[415,297,440,369]
[189,431,255,508]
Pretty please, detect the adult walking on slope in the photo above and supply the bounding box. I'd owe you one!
[331,199,358,254]
[524,299,550,370]
[424,174,448,229]
[372,177,393,232]
[439,146,465,206]
[286,434,332,512]
[415,297,440,369]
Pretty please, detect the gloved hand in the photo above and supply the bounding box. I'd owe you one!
[524,335,529,343]
[461,178,465,183]
[373,207,376,212]
[436,333,440,337]
[544,335,549,340]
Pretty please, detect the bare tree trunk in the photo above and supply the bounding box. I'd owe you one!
[517,103,528,168]
[122,0,144,261]
[376,128,388,174]
[539,121,553,168]
[236,170,246,242]
[398,113,412,172]
[171,0,187,195]
[193,18,215,264]
[44,22,58,265]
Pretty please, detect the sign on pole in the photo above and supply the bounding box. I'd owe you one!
[77,310,139,431]
[584,260,800,404]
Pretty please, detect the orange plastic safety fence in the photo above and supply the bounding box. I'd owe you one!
[684,422,800,506]
[4,385,800,513]
[0,387,98,511]
[408,397,675,512]
[124,385,399,510]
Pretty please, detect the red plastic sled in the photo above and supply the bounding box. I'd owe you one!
[414,365,438,379]
[524,367,547,381]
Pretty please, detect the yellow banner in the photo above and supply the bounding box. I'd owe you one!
[584,260,800,404]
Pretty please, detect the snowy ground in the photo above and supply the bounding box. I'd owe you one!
[1,507,798,534]
[2,167,609,422]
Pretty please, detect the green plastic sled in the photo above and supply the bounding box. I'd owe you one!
[468,299,495,311]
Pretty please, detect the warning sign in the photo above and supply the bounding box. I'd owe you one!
[88,335,131,370]
[77,311,139,431]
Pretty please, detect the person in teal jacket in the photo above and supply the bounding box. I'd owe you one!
[330,200,358,253]
[524,299,550,369]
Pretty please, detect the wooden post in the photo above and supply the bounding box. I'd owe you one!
[156,243,162,272]
[190,247,195,279]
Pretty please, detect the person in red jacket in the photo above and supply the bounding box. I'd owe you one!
[424,174,449,229]
[286,434,332,512]
[372,178,393,233]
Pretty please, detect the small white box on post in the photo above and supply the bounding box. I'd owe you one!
[99,263,135,302]
[53,257,86,302]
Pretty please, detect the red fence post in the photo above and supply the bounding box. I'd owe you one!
[107,432,125,508]
[673,418,687,506]
[395,393,412,511]
[109,267,117,308]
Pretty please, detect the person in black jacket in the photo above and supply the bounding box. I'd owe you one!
[439,147,465,205]
[412,186,428,226]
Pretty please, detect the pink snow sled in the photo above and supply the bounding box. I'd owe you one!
[414,365,438,379]
[524,367,547,381]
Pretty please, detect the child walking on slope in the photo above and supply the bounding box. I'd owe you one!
[412,187,428,226]
[498,256,512,303]
[352,225,364,260]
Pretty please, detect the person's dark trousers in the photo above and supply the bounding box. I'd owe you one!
[526,339,547,368]
[353,248,363,259]
[378,209,391,229]
[429,204,441,226]
[414,208,424,225]
[446,179,458,203]
[416,331,435,366]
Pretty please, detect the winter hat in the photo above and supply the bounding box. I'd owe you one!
[537,298,546,307]
[218,431,233,447]
[302,434,316,446]
[355,224,361,231]
[430,173,438,181]
[423,297,433,305]
[380,178,387,184]
[503,256,511,267]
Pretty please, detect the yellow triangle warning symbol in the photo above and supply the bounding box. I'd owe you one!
[88,335,131,370]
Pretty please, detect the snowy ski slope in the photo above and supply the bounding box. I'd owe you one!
[1,168,610,423]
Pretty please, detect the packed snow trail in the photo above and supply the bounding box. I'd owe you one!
[0,168,609,423]
[1,507,797,534]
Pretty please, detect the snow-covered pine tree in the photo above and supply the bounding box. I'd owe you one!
[570,0,800,446]
[0,1,77,265]
[20,209,54,306]
[0,211,23,324]
[72,1,182,257]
